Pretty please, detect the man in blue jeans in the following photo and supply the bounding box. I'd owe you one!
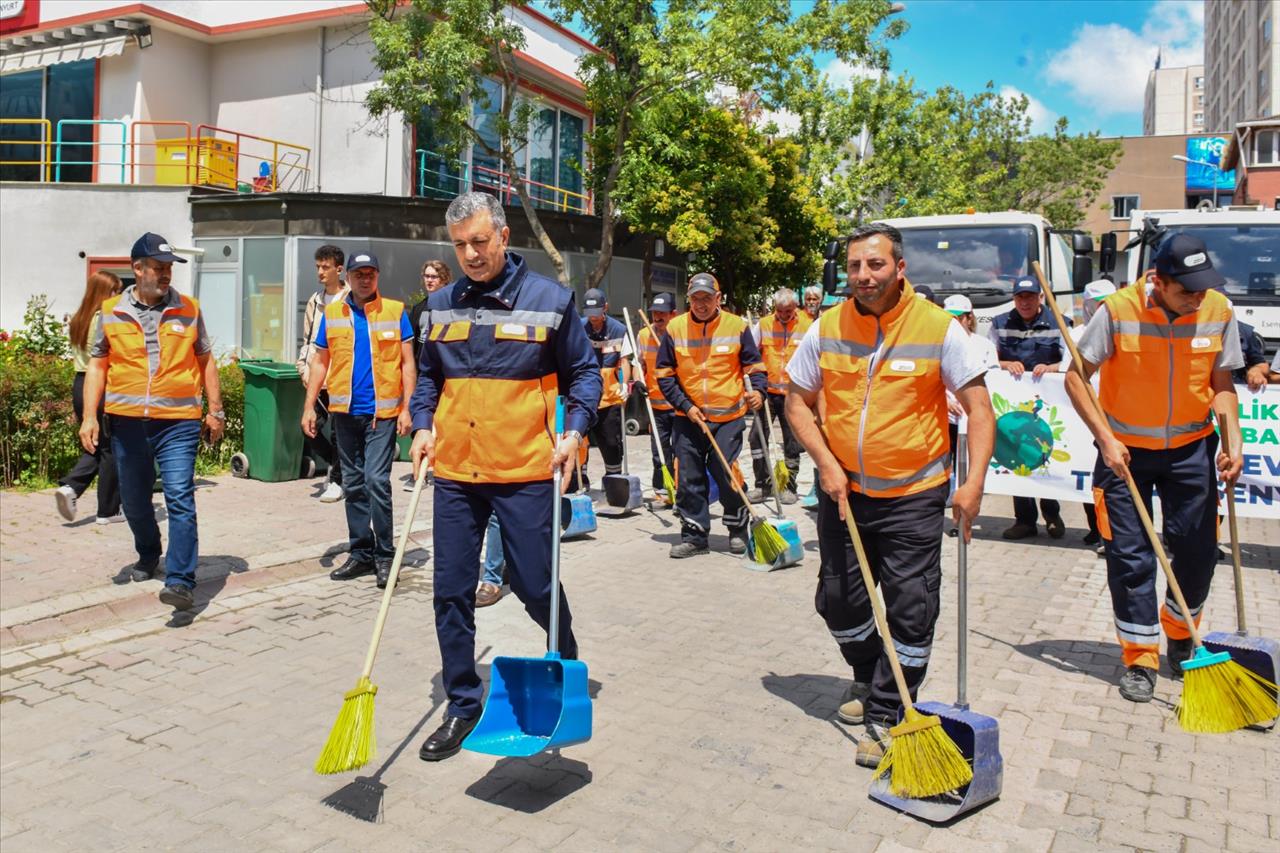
[79,233,225,611]
[302,251,415,589]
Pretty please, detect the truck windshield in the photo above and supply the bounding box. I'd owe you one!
[897,225,1038,303]
[1141,224,1280,303]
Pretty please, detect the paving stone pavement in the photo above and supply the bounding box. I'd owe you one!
[1,444,1278,851]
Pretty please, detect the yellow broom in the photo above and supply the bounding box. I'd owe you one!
[1034,262,1276,732]
[773,459,792,493]
[630,308,677,504]
[698,418,788,564]
[315,457,431,774]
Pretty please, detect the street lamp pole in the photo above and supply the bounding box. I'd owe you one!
[1172,154,1222,209]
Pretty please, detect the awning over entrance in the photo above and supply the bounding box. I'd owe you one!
[0,34,127,72]
[0,18,145,73]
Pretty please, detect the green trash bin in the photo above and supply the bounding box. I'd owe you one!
[234,359,307,482]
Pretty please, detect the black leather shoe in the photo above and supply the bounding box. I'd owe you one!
[330,556,375,581]
[419,715,479,761]
[375,558,396,589]
[130,559,160,582]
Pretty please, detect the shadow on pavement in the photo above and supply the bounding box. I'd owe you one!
[464,752,592,813]
[166,554,249,627]
[976,631,1126,687]
[760,671,846,720]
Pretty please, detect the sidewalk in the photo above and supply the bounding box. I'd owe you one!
[1,446,1277,851]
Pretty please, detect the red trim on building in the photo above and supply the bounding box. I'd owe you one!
[513,50,586,98]
[0,0,42,35]
[18,2,368,39]
[86,256,133,277]
[518,76,588,115]
[516,4,600,55]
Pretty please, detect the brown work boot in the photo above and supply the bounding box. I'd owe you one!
[1002,522,1037,540]
[855,720,891,768]
[837,681,872,725]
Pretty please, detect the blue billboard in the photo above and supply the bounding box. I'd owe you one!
[1184,136,1237,192]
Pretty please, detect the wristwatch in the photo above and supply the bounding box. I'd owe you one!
[208,410,226,421]
[563,429,582,443]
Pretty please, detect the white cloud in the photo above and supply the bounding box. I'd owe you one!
[1044,0,1203,116]
[999,85,1058,134]
[821,57,881,90]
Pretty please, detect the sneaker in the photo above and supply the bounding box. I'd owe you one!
[95,512,126,525]
[727,532,748,555]
[837,681,872,725]
[1167,637,1194,679]
[1045,515,1066,539]
[800,484,819,510]
[130,559,160,582]
[1002,522,1037,540]
[55,485,77,521]
[779,490,798,506]
[745,488,771,504]
[669,542,709,559]
[855,720,891,768]
[158,584,195,611]
[1118,665,1156,703]
[319,482,344,503]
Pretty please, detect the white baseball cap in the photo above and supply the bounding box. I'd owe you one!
[943,294,973,316]
[1083,279,1117,301]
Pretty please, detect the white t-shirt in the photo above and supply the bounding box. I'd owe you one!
[786,310,991,397]
[946,331,999,423]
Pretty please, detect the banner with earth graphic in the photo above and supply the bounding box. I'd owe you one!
[973,371,1280,520]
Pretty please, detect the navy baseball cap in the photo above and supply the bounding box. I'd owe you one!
[583,288,607,317]
[687,272,720,296]
[913,284,937,304]
[650,292,676,312]
[130,232,187,263]
[1011,277,1040,296]
[1152,233,1225,292]
[346,251,379,273]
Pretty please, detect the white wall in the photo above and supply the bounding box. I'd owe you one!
[36,1,357,28]
[0,185,194,329]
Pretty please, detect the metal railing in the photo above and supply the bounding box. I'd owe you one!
[55,119,127,183]
[193,124,312,192]
[416,148,591,214]
[130,120,193,184]
[0,118,52,180]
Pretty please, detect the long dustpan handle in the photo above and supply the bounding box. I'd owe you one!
[630,307,670,469]
[549,397,565,654]
[1217,411,1247,635]
[618,367,629,473]
[956,432,969,709]
[753,410,784,518]
[1034,261,1204,648]
[359,454,430,681]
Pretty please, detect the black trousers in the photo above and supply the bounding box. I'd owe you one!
[303,390,342,484]
[672,416,749,545]
[648,407,675,490]
[59,372,121,517]
[578,403,624,489]
[815,483,946,723]
[748,393,802,494]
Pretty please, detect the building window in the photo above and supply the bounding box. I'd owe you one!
[1254,129,1277,165]
[0,60,96,182]
[1260,66,1270,98]
[1193,112,1204,125]
[1263,16,1272,47]
[1194,75,1205,90]
[1111,195,1140,220]
[1197,94,1205,107]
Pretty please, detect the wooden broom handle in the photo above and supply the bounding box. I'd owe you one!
[360,456,431,680]
[1032,261,1203,647]
[696,417,761,523]
[1217,411,1246,634]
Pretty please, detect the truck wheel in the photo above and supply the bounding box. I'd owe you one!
[231,452,250,479]
[625,416,641,436]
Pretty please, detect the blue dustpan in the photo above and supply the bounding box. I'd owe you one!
[464,397,593,757]
[561,493,597,539]
[743,517,803,572]
[870,434,1002,822]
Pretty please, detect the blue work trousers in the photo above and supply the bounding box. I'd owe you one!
[111,416,201,588]
[333,413,397,563]
[482,511,504,586]
[433,478,578,719]
[672,416,749,546]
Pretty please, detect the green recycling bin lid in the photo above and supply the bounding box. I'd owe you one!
[240,359,300,379]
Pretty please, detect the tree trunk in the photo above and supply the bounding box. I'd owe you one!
[508,170,572,287]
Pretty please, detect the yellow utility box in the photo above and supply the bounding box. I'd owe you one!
[154,137,238,188]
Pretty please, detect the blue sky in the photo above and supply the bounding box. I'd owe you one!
[536,0,1205,139]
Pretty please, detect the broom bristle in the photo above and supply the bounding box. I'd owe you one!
[773,459,791,492]
[873,712,974,799]
[750,519,788,564]
[661,466,676,505]
[1177,657,1279,733]
[315,677,378,775]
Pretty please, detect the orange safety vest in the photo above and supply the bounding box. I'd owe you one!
[758,310,812,395]
[637,326,673,411]
[1098,279,1230,450]
[323,294,406,419]
[661,310,764,423]
[101,292,204,419]
[818,280,952,498]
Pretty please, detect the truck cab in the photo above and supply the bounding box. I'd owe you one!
[825,211,1092,336]
[1109,207,1280,356]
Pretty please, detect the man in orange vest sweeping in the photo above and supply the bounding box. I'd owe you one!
[748,287,812,504]
[635,292,677,501]
[79,232,225,612]
[1063,233,1243,703]
[786,222,996,766]
[655,272,767,558]
[302,251,416,589]
[409,193,601,761]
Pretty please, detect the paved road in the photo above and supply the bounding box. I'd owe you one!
[1,446,1278,851]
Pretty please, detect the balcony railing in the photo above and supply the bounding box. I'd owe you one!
[416,148,591,214]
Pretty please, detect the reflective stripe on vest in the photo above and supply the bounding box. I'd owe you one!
[758,311,812,394]
[667,311,760,423]
[817,280,952,498]
[638,327,673,411]
[101,293,203,419]
[324,295,406,419]
[1098,280,1227,450]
